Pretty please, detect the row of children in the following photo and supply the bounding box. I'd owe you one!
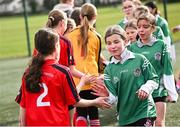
[92,0,178,126]
[15,0,178,126]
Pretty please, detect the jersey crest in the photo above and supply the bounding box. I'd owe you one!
[133,68,141,77]
[154,52,161,61]
[113,76,119,84]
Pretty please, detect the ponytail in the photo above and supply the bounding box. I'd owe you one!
[46,9,67,28]
[25,54,45,93]
[80,16,89,57]
[46,16,54,28]
[79,3,97,58]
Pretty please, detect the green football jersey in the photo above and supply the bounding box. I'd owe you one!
[156,15,170,37]
[156,15,172,45]
[129,37,173,98]
[153,26,165,40]
[104,50,158,125]
[118,18,127,29]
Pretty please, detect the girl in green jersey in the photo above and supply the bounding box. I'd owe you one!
[118,0,138,29]
[124,20,138,46]
[130,13,178,127]
[92,25,159,126]
[145,1,172,50]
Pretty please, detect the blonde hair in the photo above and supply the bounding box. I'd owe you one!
[137,13,156,26]
[64,18,76,34]
[125,20,137,30]
[133,5,149,19]
[105,25,127,43]
[79,3,97,57]
[122,0,141,5]
[46,9,67,28]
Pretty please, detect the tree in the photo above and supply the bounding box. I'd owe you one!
[28,0,37,14]
[43,0,58,10]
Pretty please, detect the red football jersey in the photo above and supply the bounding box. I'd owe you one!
[16,36,75,105]
[20,59,79,126]
[32,35,75,67]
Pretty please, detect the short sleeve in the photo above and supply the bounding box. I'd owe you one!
[20,78,26,108]
[62,69,79,105]
[104,66,117,96]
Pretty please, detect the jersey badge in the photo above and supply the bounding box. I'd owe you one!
[113,76,119,84]
[133,68,141,77]
[155,52,161,61]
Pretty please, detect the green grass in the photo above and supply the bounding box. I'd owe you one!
[0,2,180,58]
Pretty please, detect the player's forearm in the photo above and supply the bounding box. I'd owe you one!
[75,99,96,107]
[69,65,84,79]
[163,74,178,102]
[76,80,85,93]
[139,80,159,95]
[19,106,26,126]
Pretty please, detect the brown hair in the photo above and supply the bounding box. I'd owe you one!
[125,20,137,30]
[137,13,156,26]
[60,0,73,3]
[64,18,76,34]
[70,7,81,26]
[122,0,141,5]
[133,5,149,19]
[46,9,67,28]
[145,1,159,16]
[79,3,97,57]
[105,25,127,43]
[25,28,59,93]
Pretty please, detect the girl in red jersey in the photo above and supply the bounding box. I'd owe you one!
[19,28,111,126]
[16,9,97,126]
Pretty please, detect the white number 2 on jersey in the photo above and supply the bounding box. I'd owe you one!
[37,83,50,107]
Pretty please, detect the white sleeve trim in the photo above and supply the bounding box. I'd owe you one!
[164,36,171,49]
[107,91,117,105]
[163,74,178,102]
[139,80,159,95]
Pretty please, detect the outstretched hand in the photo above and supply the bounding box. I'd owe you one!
[81,74,97,85]
[91,83,109,97]
[94,97,111,109]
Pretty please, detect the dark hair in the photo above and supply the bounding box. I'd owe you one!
[25,28,59,93]
[144,1,158,15]
[105,25,127,43]
[46,9,67,28]
[70,7,81,26]
[61,0,73,3]
[80,3,97,57]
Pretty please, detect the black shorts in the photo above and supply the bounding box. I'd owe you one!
[68,105,74,110]
[125,117,156,126]
[76,90,99,120]
[153,96,167,103]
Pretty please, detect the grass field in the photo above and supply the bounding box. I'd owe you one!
[0,2,180,126]
[0,2,180,58]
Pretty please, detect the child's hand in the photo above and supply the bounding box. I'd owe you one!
[166,95,176,103]
[91,83,109,97]
[94,97,111,109]
[81,74,97,85]
[95,75,104,85]
[136,90,148,100]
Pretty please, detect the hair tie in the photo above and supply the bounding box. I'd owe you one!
[49,16,55,22]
